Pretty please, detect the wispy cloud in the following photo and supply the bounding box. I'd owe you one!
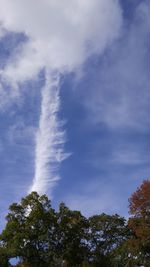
[83,1,150,131]
[0,0,123,195]
[72,2,150,204]
[29,72,70,195]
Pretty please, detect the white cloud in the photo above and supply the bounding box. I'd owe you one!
[83,1,150,131]
[29,73,70,195]
[112,150,149,165]
[0,0,123,195]
[0,0,122,82]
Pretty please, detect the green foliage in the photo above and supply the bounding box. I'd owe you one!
[88,213,129,267]
[0,246,10,267]
[0,179,149,267]
[56,202,89,266]
[0,192,57,267]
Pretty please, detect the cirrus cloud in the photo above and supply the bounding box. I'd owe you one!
[0,0,123,195]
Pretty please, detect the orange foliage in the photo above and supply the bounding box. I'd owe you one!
[128,180,150,254]
[129,180,150,218]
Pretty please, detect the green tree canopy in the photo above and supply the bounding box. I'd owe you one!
[88,213,128,267]
[0,180,149,267]
[0,192,57,267]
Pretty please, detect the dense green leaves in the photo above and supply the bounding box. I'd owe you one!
[0,192,57,267]
[88,213,129,266]
[0,180,150,267]
[56,202,89,266]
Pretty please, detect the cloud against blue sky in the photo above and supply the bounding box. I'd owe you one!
[0,0,149,225]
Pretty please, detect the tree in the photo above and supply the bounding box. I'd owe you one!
[129,180,150,218]
[128,180,150,266]
[56,202,89,267]
[88,213,128,267]
[0,246,10,267]
[0,192,57,267]
[1,190,141,267]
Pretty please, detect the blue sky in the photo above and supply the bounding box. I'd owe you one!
[0,0,150,228]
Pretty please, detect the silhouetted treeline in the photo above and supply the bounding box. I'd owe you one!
[0,180,150,267]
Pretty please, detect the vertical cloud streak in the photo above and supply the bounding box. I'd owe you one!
[29,71,69,195]
[0,0,123,196]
